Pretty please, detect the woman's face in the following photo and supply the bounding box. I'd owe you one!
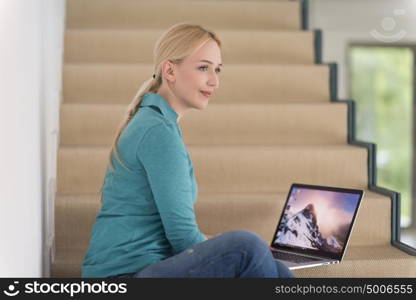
[162,39,222,114]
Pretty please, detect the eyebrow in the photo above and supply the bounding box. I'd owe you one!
[198,59,223,66]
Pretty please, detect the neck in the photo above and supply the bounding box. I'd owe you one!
[156,87,186,123]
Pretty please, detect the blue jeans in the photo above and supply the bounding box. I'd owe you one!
[109,230,295,278]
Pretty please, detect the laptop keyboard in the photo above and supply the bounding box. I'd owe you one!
[272,251,322,263]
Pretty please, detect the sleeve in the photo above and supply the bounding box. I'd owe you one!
[137,123,207,255]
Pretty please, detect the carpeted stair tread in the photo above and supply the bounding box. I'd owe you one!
[66,0,301,30]
[60,102,347,146]
[63,64,330,104]
[293,245,416,278]
[57,145,368,195]
[65,29,315,64]
[51,243,415,278]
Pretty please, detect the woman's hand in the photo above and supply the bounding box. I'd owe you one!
[204,233,215,240]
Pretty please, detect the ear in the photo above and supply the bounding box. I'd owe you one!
[161,60,176,83]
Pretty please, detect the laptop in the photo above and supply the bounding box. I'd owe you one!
[269,183,364,270]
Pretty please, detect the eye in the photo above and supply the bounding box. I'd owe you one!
[199,66,222,73]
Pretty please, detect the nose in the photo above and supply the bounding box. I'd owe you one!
[208,70,219,89]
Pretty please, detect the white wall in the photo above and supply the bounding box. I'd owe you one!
[0,0,65,277]
[309,0,416,98]
[40,0,66,278]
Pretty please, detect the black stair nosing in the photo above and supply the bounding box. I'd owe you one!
[292,0,308,30]
[301,0,309,30]
[313,29,322,64]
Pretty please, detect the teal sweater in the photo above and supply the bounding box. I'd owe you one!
[82,93,207,278]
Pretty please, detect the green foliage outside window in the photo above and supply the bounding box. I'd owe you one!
[349,46,413,227]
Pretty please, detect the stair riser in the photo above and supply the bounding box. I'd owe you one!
[191,146,368,193]
[65,30,314,64]
[57,146,368,195]
[67,0,301,30]
[63,64,330,104]
[60,103,348,146]
[194,195,391,247]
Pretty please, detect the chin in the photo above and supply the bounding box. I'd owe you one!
[197,102,209,110]
[190,99,208,110]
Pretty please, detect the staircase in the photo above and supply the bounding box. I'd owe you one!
[52,0,416,277]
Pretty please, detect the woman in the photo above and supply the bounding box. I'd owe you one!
[82,22,294,278]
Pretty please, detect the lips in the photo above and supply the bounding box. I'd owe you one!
[200,90,212,97]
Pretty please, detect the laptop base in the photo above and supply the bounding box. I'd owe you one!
[281,259,339,270]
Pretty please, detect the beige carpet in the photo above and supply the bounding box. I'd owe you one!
[52,0,416,277]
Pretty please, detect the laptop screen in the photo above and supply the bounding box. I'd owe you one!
[271,183,363,260]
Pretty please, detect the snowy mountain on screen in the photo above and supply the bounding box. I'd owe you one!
[325,235,342,250]
[275,203,343,253]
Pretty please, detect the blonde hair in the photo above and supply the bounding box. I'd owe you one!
[107,22,222,173]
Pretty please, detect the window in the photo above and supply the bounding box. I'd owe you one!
[348,46,414,234]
